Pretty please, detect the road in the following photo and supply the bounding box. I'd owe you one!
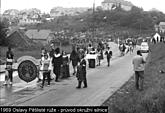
[0,42,148,106]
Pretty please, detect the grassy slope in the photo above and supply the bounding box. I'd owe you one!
[102,42,165,113]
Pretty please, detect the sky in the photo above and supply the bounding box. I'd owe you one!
[1,0,165,13]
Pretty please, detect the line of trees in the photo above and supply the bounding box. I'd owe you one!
[1,6,165,46]
[26,6,165,35]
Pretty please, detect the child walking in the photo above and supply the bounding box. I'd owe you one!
[76,54,87,89]
[40,53,51,88]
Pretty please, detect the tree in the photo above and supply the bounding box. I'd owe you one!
[0,18,9,46]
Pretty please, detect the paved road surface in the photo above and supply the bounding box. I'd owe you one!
[19,52,136,106]
[0,42,148,106]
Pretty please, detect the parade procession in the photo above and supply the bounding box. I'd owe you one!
[1,0,165,112]
[0,36,140,106]
[3,41,112,88]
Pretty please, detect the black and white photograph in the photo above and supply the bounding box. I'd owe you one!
[0,0,165,112]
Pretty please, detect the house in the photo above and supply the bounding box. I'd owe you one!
[101,0,133,11]
[154,22,165,33]
[159,22,165,33]
[7,30,33,47]
[25,29,52,45]
[152,33,161,43]
[18,12,42,25]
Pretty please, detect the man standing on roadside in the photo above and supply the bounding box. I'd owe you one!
[132,50,146,91]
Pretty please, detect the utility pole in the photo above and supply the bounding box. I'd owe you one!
[0,0,1,22]
[92,0,95,44]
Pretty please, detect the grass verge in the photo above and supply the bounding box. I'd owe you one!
[102,42,165,113]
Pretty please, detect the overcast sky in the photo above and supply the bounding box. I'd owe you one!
[1,0,165,13]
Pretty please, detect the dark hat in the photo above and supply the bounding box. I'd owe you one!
[55,48,60,54]
[137,50,142,56]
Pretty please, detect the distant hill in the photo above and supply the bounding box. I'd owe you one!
[50,7,89,17]
[150,8,161,12]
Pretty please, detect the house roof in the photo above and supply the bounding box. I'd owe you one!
[153,33,161,38]
[7,30,33,47]
[25,29,52,40]
[102,0,133,6]
[159,22,165,26]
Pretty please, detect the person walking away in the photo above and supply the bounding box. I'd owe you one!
[122,44,126,56]
[76,54,87,88]
[40,53,51,88]
[89,47,96,67]
[49,43,55,58]
[125,43,129,54]
[132,50,146,91]
[105,47,112,67]
[119,44,123,56]
[87,44,92,54]
[4,47,14,85]
[52,48,62,82]
[70,48,80,75]
[97,48,102,66]
[61,51,70,78]
[129,41,134,54]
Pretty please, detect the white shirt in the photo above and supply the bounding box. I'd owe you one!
[132,55,145,71]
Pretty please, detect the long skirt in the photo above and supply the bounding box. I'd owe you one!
[61,65,70,78]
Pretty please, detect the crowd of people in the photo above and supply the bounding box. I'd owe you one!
[119,40,136,56]
[37,42,113,89]
[3,41,113,89]
[3,39,148,92]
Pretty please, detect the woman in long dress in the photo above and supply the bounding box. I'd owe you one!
[52,48,63,82]
[70,48,80,75]
[61,51,70,78]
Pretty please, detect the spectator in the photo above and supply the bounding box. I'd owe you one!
[132,50,146,91]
